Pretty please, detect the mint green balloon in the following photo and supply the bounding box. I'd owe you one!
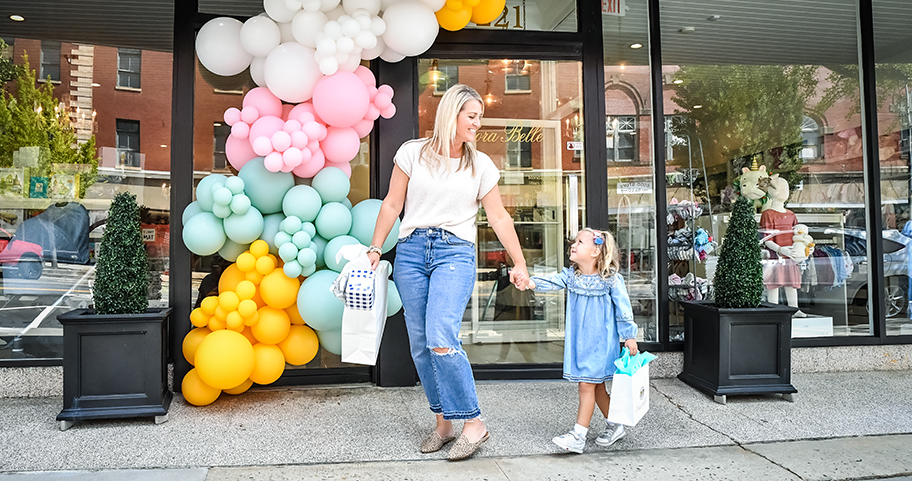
[386,279,402,316]
[301,263,316,277]
[182,212,226,256]
[342,197,352,209]
[261,213,284,255]
[301,222,316,237]
[311,234,328,268]
[278,242,299,262]
[323,235,361,272]
[218,239,250,262]
[349,199,400,253]
[297,270,343,331]
[315,202,352,240]
[229,194,251,215]
[315,328,342,355]
[225,176,245,194]
[297,247,317,266]
[238,157,294,214]
[283,261,303,278]
[195,174,227,211]
[223,206,264,244]
[182,201,204,225]
[282,185,322,222]
[282,215,303,234]
[312,166,350,203]
[292,231,312,249]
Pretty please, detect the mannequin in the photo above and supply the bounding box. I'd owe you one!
[760,175,810,317]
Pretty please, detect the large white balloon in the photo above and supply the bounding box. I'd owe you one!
[379,45,406,63]
[325,4,346,20]
[250,57,267,86]
[264,42,323,103]
[321,0,343,11]
[196,17,253,76]
[381,1,438,57]
[292,10,329,47]
[277,21,297,43]
[418,0,446,11]
[343,0,381,15]
[240,16,282,57]
[265,0,300,22]
[361,35,385,60]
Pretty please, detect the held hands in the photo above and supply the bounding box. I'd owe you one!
[510,265,533,291]
[624,338,639,356]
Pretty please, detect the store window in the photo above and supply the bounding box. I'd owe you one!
[432,63,459,95]
[419,58,583,365]
[212,122,229,171]
[40,41,60,82]
[464,0,576,32]
[661,0,867,339]
[117,48,141,89]
[115,119,141,168]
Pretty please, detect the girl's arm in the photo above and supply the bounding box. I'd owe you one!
[481,184,528,287]
[611,274,639,355]
[368,165,409,270]
[527,269,571,291]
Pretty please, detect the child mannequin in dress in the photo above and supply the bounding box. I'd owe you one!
[515,228,638,453]
[761,175,812,317]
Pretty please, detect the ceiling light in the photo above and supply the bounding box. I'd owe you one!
[10,15,25,22]
[673,79,683,84]
[630,43,643,49]
[693,105,703,109]
[707,15,721,21]
[679,27,696,34]
[91,82,101,87]
[160,144,168,148]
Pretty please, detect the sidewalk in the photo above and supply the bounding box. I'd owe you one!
[1,371,911,480]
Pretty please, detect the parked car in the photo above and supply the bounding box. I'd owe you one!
[0,227,44,279]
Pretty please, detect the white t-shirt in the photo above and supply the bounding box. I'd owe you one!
[394,139,500,244]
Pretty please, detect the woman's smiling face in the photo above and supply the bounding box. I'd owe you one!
[453,100,482,148]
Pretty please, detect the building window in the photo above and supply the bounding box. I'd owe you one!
[606,115,636,162]
[800,115,824,160]
[506,127,532,168]
[116,119,141,168]
[0,37,13,60]
[505,72,531,93]
[213,122,230,171]
[433,64,459,95]
[117,48,141,89]
[664,115,691,163]
[40,41,60,82]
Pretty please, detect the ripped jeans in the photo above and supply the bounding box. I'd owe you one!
[393,227,481,420]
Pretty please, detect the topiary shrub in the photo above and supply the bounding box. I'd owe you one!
[713,195,764,308]
[93,192,149,314]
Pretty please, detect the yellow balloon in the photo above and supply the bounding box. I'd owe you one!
[236,280,257,300]
[437,6,472,31]
[181,368,221,406]
[240,326,258,345]
[286,304,306,325]
[252,306,291,344]
[190,307,209,328]
[236,252,257,272]
[214,305,228,321]
[182,327,212,365]
[219,291,240,312]
[470,0,505,24]
[226,311,245,331]
[249,343,286,385]
[447,0,464,9]
[238,299,258,318]
[200,296,219,315]
[245,271,264,285]
[250,239,270,258]
[278,325,319,365]
[194,329,256,389]
[244,311,260,327]
[218,263,247,293]
[259,270,300,309]
[224,378,253,395]
[255,255,276,275]
[208,316,226,331]
[465,0,480,6]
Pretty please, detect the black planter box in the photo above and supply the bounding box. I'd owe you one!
[56,307,173,430]
[678,301,797,404]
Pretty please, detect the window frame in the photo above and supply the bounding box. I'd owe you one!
[116,48,142,90]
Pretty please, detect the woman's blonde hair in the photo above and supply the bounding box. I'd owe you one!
[572,227,620,278]
[420,84,483,175]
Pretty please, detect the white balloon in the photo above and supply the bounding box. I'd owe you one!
[382,1,438,57]
[292,10,329,47]
[324,20,344,40]
[321,0,342,11]
[355,31,377,49]
[370,16,386,36]
[240,16,282,57]
[316,36,337,55]
[319,57,339,76]
[342,17,362,38]
[343,0,381,15]
[196,17,253,76]
[336,36,355,54]
[265,0,300,22]
[325,4,346,20]
[264,42,323,102]
[379,0,399,11]
[250,56,267,86]
[356,13,372,29]
[302,0,322,11]
[334,50,349,63]
[379,45,405,63]
[361,35,385,60]
[339,52,362,72]
[286,0,304,10]
[277,21,297,43]
[418,0,445,11]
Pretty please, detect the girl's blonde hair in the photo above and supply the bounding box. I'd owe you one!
[572,227,620,278]
[420,84,483,175]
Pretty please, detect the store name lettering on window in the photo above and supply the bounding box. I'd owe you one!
[475,3,525,29]
[477,125,544,144]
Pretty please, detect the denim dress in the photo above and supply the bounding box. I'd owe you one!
[531,268,638,383]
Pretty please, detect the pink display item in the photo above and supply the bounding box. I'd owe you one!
[243,87,284,118]
[321,126,361,163]
[225,135,258,170]
[313,71,371,128]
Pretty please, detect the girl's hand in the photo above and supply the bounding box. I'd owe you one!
[367,251,381,270]
[624,338,639,356]
[510,265,530,290]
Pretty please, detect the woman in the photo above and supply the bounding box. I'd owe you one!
[367,84,528,460]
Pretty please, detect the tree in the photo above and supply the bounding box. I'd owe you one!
[93,192,149,315]
[0,39,24,84]
[712,195,764,308]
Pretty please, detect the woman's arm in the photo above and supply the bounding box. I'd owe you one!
[368,164,409,270]
[480,184,529,287]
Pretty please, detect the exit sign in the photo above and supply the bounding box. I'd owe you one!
[603,0,626,16]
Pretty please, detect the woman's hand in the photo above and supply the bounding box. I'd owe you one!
[510,265,529,290]
[368,251,381,270]
[624,338,639,356]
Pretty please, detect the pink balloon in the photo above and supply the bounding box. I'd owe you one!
[264,152,285,172]
[301,147,312,162]
[271,131,292,152]
[224,107,241,125]
[312,71,370,128]
[378,84,394,98]
[325,160,352,178]
[367,85,378,99]
[353,65,376,87]
[316,123,328,141]
[380,104,396,119]
[292,151,326,178]
[352,119,374,139]
[374,92,392,110]
[321,126,361,163]
[241,106,260,125]
[284,119,302,133]
[364,104,380,121]
[302,121,323,141]
[231,122,250,139]
[249,116,285,144]
[243,87,283,118]
[281,103,295,121]
[288,102,322,124]
[280,162,294,173]
[226,135,257,170]
[291,131,309,149]
[252,136,274,156]
[283,147,304,168]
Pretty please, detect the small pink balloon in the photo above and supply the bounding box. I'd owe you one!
[280,162,294,173]
[283,147,304,168]
[380,104,396,119]
[374,92,392,110]
[321,126,361,163]
[307,139,321,153]
[378,85,394,98]
[281,103,295,121]
[264,151,285,172]
[288,102,322,125]
[284,119,302,133]
[290,131,309,149]
[312,71,371,128]
[226,135,257,170]
[231,122,250,139]
[367,85,378,99]
[241,106,260,125]
[353,65,376,87]
[249,116,285,144]
[243,87,284,118]
[325,160,352,178]
[271,131,292,152]
[352,119,374,139]
[364,104,381,121]
[301,147,312,162]
[292,152,326,178]
[302,121,323,141]
[252,136,274,156]
[298,112,316,124]
[224,107,242,125]
[316,123,328,141]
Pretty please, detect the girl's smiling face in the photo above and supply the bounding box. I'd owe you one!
[569,230,600,268]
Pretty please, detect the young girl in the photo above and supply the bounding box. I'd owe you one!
[518,228,638,453]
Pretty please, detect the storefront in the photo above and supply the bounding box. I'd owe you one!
[1,0,911,391]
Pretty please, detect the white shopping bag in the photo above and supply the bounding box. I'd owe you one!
[606,364,650,426]
[333,245,390,366]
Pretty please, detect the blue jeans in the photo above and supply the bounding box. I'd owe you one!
[393,228,480,420]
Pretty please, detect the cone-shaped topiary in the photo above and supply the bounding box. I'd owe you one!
[713,195,764,308]
[93,192,149,314]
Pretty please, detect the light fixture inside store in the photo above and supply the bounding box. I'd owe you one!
[673,79,683,84]
[160,144,168,148]
[630,43,643,49]
[10,15,25,22]
[91,82,100,87]
[693,105,703,109]
[707,15,721,21]
[679,26,696,34]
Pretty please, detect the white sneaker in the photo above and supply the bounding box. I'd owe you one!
[595,423,626,447]
[552,430,586,454]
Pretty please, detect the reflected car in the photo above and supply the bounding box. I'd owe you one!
[0,227,44,280]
